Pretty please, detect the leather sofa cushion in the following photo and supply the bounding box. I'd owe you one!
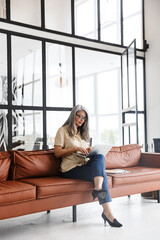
[0,152,12,182]
[109,166,160,187]
[20,176,112,199]
[0,181,36,206]
[105,144,141,169]
[12,149,61,180]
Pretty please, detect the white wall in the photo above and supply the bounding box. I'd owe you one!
[145,0,160,149]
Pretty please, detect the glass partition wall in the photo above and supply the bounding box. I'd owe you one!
[12,36,42,107]
[0,33,7,105]
[0,34,146,150]
[0,33,8,150]
[75,48,122,146]
[0,34,74,151]
[0,0,146,151]
[1,0,144,49]
[11,36,43,150]
[123,0,143,49]
[46,42,73,148]
[121,41,138,145]
[74,0,143,49]
[75,0,98,39]
[100,0,121,44]
[46,43,73,107]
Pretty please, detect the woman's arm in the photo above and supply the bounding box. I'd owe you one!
[54,145,89,158]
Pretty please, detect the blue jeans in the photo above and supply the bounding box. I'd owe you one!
[61,154,112,205]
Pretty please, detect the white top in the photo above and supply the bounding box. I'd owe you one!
[54,125,89,172]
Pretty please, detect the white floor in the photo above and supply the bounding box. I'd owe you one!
[0,194,160,240]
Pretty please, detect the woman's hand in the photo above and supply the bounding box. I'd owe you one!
[86,147,92,153]
[54,145,91,158]
[76,147,89,156]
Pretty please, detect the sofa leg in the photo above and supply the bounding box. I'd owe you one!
[47,210,51,213]
[72,205,77,222]
[157,190,160,203]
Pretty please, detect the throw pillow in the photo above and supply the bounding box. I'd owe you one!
[105,144,141,169]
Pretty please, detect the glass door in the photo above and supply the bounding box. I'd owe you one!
[121,40,138,144]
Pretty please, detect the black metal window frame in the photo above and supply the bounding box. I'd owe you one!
[0,0,147,150]
[0,30,76,149]
[121,40,138,145]
[1,28,138,150]
[0,0,146,52]
[121,39,146,149]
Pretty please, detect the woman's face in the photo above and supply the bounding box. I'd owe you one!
[75,110,86,127]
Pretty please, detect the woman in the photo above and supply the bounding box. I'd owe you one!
[54,105,122,227]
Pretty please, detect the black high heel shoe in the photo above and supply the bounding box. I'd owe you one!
[102,212,122,227]
[92,189,107,200]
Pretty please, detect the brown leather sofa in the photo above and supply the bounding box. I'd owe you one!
[0,144,160,222]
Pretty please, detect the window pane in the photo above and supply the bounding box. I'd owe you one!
[97,71,119,114]
[12,36,42,106]
[99,116,120,145]
[0,0,6,18]
[128,44,136,107]
[45,0,71,33]
[122,51,128,109]
[75,48,121,145]
[100,0,121,44]
[123,0,143,49]
[124,126,129,145]
[11,0,41,26]
[89,116,96,146]
[12,110,43,151]
[137,59,144,111]
[125,114,136,125]
[0,33,7,104]
[0,109,8,151]
[123,114,138,145]
[75,48,121,113]
[47,111,70,148]
[130,125,136,144]
[75,0,98,39]
[76,76,95,115]
[138,114,145,149]
[46,43,73,107]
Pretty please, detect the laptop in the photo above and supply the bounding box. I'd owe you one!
[75,144,113,158]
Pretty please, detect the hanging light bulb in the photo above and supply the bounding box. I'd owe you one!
[54,45,69,88]
[56,62,68,88]
[59,63,63,88]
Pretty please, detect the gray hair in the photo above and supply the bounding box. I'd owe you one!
[62,105,90,142]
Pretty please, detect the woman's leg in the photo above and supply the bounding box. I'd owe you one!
[88,154,112,204]
[61,154,122,226]
[102,202,114,222]
[94,176,103,190]
[89,155,115,221]
[61,154,111,203]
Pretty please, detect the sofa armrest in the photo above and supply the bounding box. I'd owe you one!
[140,152,160,168]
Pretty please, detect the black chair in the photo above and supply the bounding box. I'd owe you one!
[153,138,160,152]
